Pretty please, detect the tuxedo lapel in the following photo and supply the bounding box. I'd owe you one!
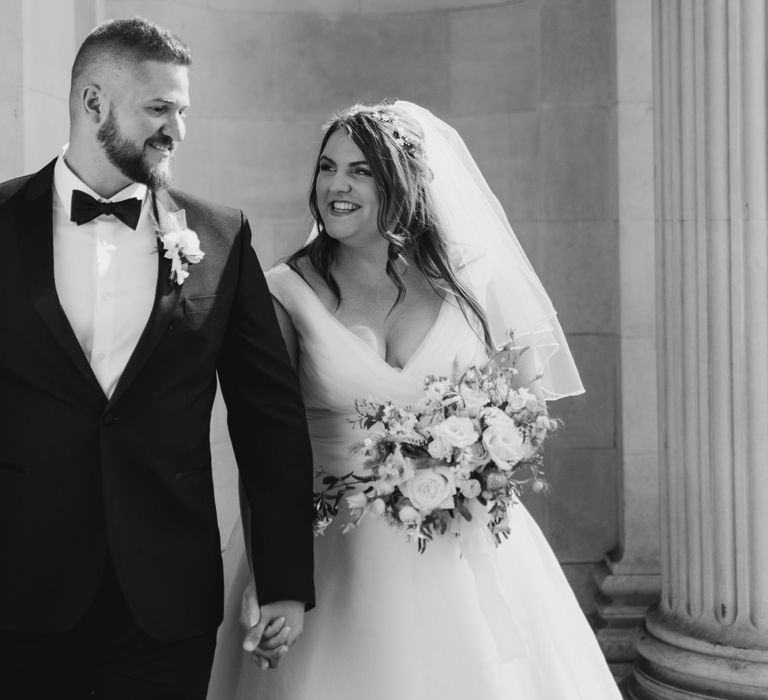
[17,160,105,397]
[108,189,182,406]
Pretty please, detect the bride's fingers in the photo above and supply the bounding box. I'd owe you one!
[266,646,289,669]
[262,616,286,639]
[243,619,267,653]
[260,625,290,651]
[249,644,288,670]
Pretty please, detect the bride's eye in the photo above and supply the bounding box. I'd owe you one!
[354,168,372,177]
[319,162,334,173]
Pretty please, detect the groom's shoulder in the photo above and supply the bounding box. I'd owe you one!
[0,173,34,208]
[0,159,56,210]
[168,188,245,232]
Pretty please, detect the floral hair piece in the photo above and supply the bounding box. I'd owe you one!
[370,109,421,156]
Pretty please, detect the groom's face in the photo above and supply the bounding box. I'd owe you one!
[98,60,189,189]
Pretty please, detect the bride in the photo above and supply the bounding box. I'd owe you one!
[208,101,621,699]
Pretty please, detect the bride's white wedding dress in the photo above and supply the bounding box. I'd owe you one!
[207,263,621,700]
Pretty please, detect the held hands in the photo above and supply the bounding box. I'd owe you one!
[240,580,305,670]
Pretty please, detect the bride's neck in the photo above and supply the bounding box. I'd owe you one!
[334,241,394,284]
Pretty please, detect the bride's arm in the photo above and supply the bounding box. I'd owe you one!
[271,297,299,370]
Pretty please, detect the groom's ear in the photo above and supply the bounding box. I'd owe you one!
[81,85,105,124]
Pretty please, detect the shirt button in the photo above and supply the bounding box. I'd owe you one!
[95,352,106,361]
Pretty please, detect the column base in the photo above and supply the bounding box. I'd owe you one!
[592,560,660,682]
[628,606,768,699]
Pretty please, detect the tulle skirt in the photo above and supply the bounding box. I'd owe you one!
[207,495,621,700]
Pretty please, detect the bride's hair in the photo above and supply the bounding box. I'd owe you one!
[288,101,493,349]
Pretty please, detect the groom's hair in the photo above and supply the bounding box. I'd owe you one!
[71,17,191,90]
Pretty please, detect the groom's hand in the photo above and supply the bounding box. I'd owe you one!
[239,582,284,669]
[242,595,304,670]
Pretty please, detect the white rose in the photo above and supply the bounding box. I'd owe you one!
[459,478,482,499]
[427,437,451,460]
[399,468,456,513]
[430,416,478,450]
[482,415,534,470]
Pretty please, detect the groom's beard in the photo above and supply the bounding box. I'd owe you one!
[97,109,174,191]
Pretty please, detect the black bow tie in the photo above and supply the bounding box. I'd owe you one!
[70,189,143,230]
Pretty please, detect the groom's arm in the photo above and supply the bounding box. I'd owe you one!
[217,213,315,610]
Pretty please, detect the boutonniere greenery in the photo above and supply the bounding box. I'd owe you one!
[151,201,204,286]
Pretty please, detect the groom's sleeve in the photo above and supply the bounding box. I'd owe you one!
[218,213,315,610]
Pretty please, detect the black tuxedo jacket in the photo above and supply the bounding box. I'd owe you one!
[0,159,314,640]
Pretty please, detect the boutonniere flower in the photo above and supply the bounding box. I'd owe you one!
[152,203,204,286]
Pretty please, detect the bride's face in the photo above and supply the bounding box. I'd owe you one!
[315,130,381,246]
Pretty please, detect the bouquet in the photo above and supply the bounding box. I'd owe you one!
[313,343,558,552]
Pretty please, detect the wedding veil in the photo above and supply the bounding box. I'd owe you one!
[394,101,584,400]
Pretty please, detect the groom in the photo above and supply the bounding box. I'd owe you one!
[0,17,313,698]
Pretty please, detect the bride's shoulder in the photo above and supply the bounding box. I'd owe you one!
[265,261,290,289]
[266,258,333,313]
[265,261,304,308]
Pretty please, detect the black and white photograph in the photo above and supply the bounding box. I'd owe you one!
[1,1,765,698]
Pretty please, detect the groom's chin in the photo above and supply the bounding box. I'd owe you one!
[147,164,172,191]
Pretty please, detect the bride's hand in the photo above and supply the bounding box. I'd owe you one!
[240,582,291,669]
[241,594,305,670]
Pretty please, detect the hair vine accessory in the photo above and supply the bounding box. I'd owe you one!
[370,109,420,155]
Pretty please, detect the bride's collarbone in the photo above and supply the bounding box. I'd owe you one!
[335,292,444,368]
[294,260,444,364]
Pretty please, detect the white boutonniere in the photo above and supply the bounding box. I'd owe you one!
[152,201,204,286]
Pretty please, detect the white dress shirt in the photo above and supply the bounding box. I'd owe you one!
[53,153,158,398]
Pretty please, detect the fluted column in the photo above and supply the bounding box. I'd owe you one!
[630,1,768,698]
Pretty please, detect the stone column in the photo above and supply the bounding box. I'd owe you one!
[630,1,768,697]
[593,0,660,680]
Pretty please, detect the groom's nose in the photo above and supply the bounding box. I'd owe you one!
[162,112,186,144]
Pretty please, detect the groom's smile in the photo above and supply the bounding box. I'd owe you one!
[97,59,189,190]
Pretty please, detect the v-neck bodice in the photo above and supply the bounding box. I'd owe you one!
[266,264,487,415]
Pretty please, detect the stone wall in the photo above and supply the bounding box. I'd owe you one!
[2,0,623,613]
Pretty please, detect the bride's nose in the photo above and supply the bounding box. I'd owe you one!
[329,171,352,193]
